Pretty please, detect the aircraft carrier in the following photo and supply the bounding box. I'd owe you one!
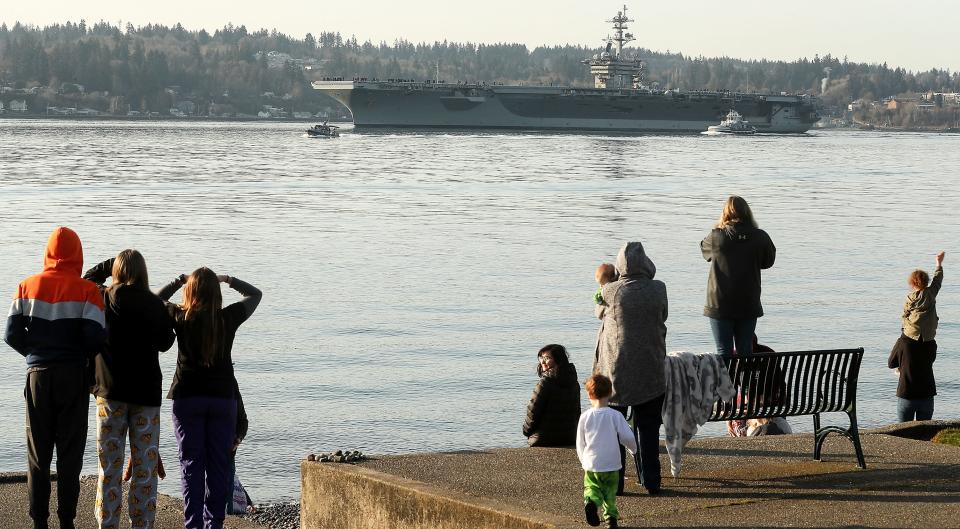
[312,6,820,133]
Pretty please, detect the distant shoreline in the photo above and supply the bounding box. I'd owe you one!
[0,114,350,124]
[2,115,957,133]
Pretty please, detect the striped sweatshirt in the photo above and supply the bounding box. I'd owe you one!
[5,227,106,367]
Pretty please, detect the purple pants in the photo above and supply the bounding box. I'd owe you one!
[172,397,237,529]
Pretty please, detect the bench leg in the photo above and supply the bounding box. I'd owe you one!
[847,409,866,469]
[812,413,822,461]
[812,410,867,469]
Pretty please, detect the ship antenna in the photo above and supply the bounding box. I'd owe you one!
[607,4,635,59]
[584,5,644,90]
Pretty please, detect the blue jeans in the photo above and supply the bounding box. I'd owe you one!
[709,317,758,356]
[897,397,934,422]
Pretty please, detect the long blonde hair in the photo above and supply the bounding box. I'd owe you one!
[107,249,150,308]
[716,195,758,229]
[177,267,223,367]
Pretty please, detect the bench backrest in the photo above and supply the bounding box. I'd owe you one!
[708,348,864,421]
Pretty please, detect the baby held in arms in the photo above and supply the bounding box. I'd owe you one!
[594,263,618,305]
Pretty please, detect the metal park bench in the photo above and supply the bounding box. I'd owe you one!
[707,348,866,469]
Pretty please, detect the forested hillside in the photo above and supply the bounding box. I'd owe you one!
[1,20,958,118]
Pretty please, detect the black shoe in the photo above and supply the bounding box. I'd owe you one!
[584,501,601,527]
[32,522,49,529]
[646,486,661,496]
[606,518,619,529]
[58,519,75,529]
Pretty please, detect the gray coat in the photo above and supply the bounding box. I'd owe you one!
[593,242,668,407]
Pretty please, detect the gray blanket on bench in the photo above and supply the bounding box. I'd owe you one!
[662,351,735,477]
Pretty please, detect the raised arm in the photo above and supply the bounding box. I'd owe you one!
[82,257,115,290]
[157,274,188,302]
[929,251,944,297]
[219,275,262,318]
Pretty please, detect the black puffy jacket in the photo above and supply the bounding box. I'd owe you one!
[522,363,580,447]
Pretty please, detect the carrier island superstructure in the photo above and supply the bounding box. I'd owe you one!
[312,6,820,133]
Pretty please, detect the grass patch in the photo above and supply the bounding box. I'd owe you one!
[931,429,960,447]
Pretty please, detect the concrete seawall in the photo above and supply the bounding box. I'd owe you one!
[301,421,960,529]
[301,460,575,529]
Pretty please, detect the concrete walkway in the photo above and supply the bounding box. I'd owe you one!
[0,474,262,529]
[354,425,960,528]
[8,423,959,528]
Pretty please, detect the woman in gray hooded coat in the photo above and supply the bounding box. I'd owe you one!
[593,241,668,495]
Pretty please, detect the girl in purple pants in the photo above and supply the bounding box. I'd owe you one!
[159,268,261,529]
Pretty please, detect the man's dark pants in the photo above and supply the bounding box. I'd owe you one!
[612,393,665,494]
[25,365,89,527]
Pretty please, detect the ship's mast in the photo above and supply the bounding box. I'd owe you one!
[608,5,634,59]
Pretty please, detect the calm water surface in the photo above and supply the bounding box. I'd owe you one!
[0,120,957,500]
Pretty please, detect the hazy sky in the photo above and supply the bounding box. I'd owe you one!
[4,1,959,73]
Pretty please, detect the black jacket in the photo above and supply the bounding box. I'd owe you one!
[888,334,937,399]
[701,224,776,319]
[522,363,580,447]
[159,275,262,400]
[83,259,176,407]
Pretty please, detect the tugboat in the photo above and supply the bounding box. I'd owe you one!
[703,110,757,135]
[306,122,340,138]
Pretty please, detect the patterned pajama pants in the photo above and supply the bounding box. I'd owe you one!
[95,397,161,529]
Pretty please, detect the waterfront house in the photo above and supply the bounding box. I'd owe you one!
[886,97,918,110]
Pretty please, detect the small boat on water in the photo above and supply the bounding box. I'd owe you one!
[703,110,756,135]
[306,122,340,138]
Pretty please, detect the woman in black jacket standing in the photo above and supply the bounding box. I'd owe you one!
[701,196,776,356]
[522,344,580,447]
[83,250,176,529]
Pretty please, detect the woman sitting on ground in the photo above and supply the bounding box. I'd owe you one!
[522,344,581,447]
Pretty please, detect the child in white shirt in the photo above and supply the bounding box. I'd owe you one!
[576,374,638,528]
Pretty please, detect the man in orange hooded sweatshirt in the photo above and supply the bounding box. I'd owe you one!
[5,227,106,529]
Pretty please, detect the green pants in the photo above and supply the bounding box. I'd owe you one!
[583,470,620,521]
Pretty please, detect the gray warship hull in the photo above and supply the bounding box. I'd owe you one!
[313,81,820,133]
